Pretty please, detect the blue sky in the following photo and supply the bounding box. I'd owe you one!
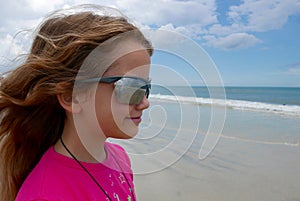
[0,0,299,86]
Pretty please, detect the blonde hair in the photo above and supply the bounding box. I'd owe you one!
[0,8,152,201]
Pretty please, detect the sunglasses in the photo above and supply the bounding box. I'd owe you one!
[80,76,151,105]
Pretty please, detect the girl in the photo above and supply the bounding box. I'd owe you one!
[0,5,153,201]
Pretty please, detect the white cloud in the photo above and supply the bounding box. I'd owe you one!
[284,63,300,75]
[204,33,262,50]
[0,34,27,58]
[0,0,66,35]
[25,0,67,13]
[203,0,300,49]
[0,34,29,72]
[0,0,72,61]
[114,0,218,27]
[0,0,219,58]
[1,0,217,32]
[286,67,300,75]
[208,23,240,36]
[157,23,194,38]
[207,0,300,35]
[0,0,299,55]
[227,0,300,32]
[142,27,190,50]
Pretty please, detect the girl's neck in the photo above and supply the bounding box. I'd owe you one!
[54,113,108,163]
[54,128,107,163]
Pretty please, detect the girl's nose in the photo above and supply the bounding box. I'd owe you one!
[135,96,150,110]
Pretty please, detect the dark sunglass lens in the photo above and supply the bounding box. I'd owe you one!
[115,87,146,104]
[114,77,150,104]
[129,89,145,104]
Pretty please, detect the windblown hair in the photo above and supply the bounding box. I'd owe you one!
[0,8,152,201]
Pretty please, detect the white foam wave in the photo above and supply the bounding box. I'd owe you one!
[221,134,299,147]
[149,94,300,117]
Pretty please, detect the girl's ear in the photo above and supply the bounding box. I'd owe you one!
[57,93,82,114]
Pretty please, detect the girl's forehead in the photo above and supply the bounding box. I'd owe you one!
[102,49,151,77]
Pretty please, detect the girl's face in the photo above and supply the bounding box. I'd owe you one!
[94,47,151,139]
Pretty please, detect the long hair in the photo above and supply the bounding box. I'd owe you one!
[0,7,152,201]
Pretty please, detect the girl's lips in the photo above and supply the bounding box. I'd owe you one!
[129,117,142,124]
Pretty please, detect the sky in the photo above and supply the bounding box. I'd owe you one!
[0,0,299,87]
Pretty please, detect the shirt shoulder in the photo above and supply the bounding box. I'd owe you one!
[16,143,135,201]
[15,146,103,201]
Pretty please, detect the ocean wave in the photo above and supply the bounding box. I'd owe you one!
[149,94,300,117]
[221,134,299,147]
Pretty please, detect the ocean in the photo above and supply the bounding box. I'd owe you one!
[111,86,300,201]
[150,86,300,116]
[151,86,300,105]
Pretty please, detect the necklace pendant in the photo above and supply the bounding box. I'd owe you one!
[114,193,121,201]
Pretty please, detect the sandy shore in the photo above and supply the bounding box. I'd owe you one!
[132,136,300,201]
[112,102,300,201]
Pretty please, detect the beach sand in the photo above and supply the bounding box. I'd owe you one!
[112,101,300,201]
[133,138,300,201]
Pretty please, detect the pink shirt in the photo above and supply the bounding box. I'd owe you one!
[16,142,136,201]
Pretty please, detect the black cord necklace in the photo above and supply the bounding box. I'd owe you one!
[60,137,135,201]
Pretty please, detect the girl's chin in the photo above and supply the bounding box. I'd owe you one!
[111,128,139,139]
